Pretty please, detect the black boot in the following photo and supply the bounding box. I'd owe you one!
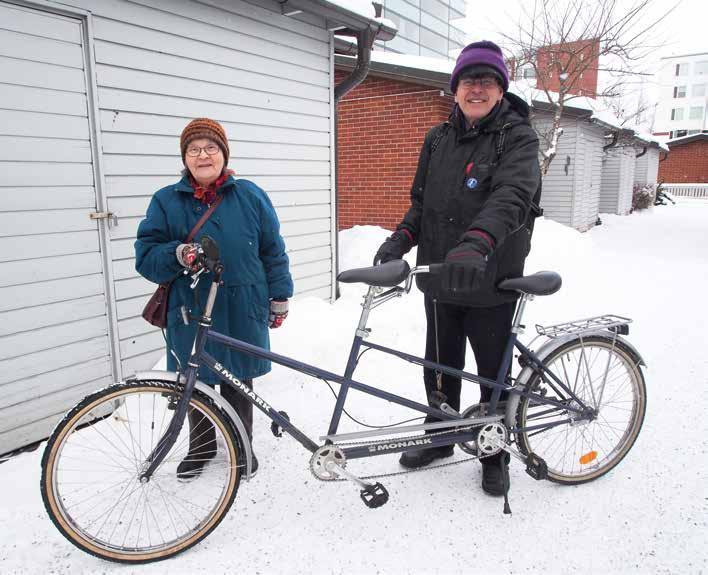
[176,408,217,481]
[399,445,454,469]
[221,379,259,477]
[481,451,510,496]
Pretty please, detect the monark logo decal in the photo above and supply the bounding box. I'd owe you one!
[368,438,433,453]
[215,362,272,412]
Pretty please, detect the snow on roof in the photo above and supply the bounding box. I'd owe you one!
[369,50,454,74]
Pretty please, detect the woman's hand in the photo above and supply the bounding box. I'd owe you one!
[269,299,289,328]
[176,243,203,272]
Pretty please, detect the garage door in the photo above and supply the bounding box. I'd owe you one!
[0,2,114,455]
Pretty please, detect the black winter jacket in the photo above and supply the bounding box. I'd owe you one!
[398,92,542,307]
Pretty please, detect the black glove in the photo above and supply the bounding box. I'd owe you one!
[373,230,413,265]
[442,230,494,293]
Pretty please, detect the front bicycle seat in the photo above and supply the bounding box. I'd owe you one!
[498,271,562,296]
[338,260,410,287]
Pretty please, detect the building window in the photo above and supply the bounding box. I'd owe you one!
[673,129,688,138]
[688,130,700,135]
[675,63,689,76]
[521,66,536,79]
[693,84,706,97]
[673,85,687,98]
[671,108,684,121]
[695,61,708,75]
[689,106,704,120]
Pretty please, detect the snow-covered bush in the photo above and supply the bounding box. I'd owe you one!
[632,183,655,211]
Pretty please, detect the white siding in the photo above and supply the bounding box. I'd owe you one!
[533,116,579,228]
[601,146,635,215]
[577,124,604,230]
[0,0,339,455]
[0,3,113,455]
[49,0,335,376]
[635,148,660,187]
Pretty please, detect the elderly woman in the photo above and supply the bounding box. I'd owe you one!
[135,118,293,479]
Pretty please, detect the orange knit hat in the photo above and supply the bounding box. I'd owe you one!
[180,118,229,165]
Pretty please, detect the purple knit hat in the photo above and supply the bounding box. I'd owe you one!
[450,40,509,92]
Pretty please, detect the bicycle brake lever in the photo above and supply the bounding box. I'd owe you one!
[189,267,206,289]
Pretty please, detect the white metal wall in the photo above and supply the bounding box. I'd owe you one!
[0,0,338,454]
[52,0,335,377]
[0,3,114,454]
[635,147,660,187]
[600,146,635,215]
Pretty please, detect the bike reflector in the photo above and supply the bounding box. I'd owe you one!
[579,451,598,465]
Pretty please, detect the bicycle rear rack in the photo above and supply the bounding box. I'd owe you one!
[535,314,632,338]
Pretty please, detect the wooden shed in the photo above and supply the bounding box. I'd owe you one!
[0,0,394,456]
[533,106,608,232]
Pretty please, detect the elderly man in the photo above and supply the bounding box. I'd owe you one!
[374,40,541,495]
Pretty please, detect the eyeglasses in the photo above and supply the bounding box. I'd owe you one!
[186,144,221,157]
[459,77,500,89]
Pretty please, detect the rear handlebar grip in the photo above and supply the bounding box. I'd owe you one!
[427,263,444,275]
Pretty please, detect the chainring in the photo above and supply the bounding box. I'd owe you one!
[309,445,347,481]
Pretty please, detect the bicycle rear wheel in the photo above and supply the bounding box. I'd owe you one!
[515,335,646,485]
[41,380,241,563]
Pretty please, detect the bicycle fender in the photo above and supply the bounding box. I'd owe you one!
[503,331,646,428]
[130,370,254,480]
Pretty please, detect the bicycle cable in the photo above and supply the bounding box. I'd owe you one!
[319,377,425,429]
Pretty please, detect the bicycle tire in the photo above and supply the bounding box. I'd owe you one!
[41,379,242,563]
[515,335,646,485]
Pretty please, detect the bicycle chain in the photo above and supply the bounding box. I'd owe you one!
[310,423,499,482]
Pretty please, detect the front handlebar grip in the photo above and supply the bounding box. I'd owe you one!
[427,263,444,275]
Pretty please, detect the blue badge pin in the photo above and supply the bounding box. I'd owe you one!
[466,177,478,189]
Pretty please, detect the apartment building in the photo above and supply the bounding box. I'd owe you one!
[375,0,466,58]
[654,52,708,139]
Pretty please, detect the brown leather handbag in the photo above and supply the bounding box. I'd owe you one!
[142,196,223,328]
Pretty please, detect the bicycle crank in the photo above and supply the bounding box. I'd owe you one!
[310,444,390,509]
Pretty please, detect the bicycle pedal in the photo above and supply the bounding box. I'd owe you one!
[525,452,548,481]
[270,411,290,438]
[360,482,389,509]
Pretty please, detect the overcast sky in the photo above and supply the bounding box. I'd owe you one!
[464,0,707,65]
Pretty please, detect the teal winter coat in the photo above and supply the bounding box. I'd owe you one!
[135,176,293,383]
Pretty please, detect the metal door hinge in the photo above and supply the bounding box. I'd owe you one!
[89,211,118,226]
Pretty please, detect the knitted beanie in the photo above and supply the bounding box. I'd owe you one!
[180,118,229,165]
[450,40,509,92]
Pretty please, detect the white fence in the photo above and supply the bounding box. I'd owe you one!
[662,183,708,199]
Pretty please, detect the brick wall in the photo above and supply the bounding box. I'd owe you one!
[336,71,453,231]
[658,140,708,183]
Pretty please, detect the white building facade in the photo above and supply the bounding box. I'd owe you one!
[375,0,466,58]
[0,0,393,456]
[654,52,708,139]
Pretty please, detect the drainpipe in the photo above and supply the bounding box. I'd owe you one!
[603,132,618,151]
[331,24,378,298]
[635,146,648,158]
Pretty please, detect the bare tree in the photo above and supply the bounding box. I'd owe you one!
[501,0,674,174]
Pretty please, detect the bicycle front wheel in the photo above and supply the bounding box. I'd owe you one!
[41,380,241,563]
[515,335,646,485]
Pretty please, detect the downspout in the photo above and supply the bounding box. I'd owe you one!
[332,24,378,298]
[603,132,618,151]
[635,146,648,158]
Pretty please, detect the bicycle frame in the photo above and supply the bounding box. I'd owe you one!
[139,266,595,480]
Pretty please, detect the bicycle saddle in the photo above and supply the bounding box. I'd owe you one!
[338,260,411,287]
[498,271,562,296]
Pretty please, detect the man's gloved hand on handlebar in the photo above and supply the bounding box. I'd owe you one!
[442,230,494,293]
[373,229,414,265]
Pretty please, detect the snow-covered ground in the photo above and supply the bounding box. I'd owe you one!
[1,202,707,574]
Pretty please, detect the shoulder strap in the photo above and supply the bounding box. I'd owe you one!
[429,122,451,155]
[186,194,223,242]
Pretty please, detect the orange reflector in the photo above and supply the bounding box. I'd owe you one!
[579,451,597,465]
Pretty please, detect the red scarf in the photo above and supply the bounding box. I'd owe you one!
[189,169,235,205]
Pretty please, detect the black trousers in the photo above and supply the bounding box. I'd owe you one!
[423,295,515,415]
